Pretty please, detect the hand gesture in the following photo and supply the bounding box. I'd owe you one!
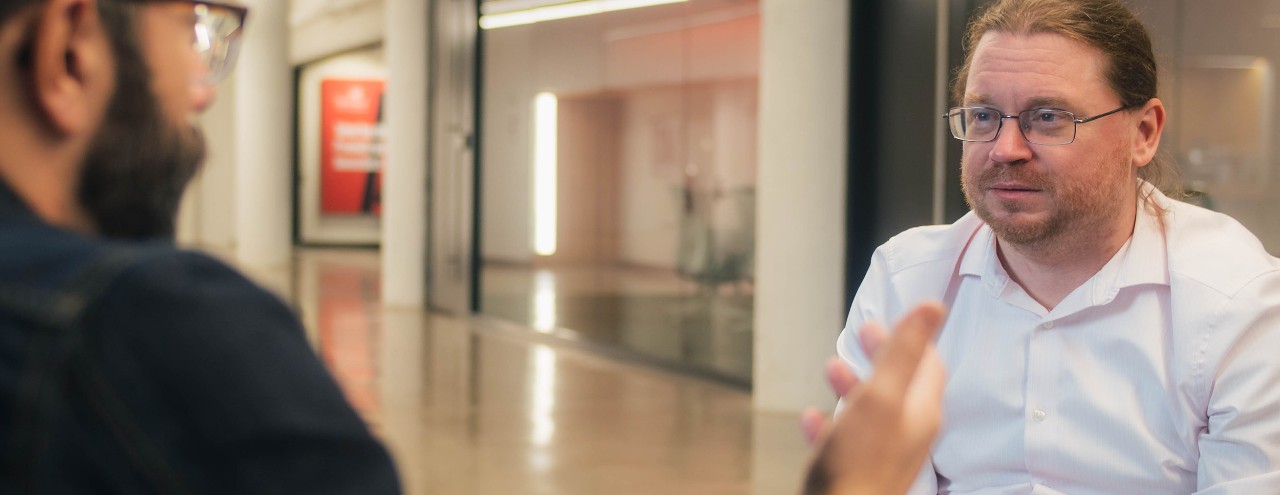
[800,302,948,495]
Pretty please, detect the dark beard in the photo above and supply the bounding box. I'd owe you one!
[77,2,206,241]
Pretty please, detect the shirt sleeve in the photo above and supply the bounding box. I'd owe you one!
[1195,270,1280,493]
[836,248,895,381]
[89,250,401,494]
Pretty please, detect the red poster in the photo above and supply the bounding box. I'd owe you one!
[320,79,385,215]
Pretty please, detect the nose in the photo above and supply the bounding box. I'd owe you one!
[988,117,1033,165]
[191,81,218,114]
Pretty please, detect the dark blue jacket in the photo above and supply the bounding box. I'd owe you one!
[0,181,401,494]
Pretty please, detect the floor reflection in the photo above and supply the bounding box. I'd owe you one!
[481,263,753,384]
[218,247,806,495]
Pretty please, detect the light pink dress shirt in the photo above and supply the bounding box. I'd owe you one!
[838,186,1280,494]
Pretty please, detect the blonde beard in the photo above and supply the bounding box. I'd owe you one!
[961,150,1134,253]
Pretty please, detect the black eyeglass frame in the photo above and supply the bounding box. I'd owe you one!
[139,0,249,84]
[941,104,1138,146]
[145,0,249,23]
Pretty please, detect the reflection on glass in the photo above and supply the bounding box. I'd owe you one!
[1177,57,1272,195]
[530,345,557,448]
[532,270,558,333]
[1128,0,1280,254]
[480,0,760,384]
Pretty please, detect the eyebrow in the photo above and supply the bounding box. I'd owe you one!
[1024,96,1073,110]
[962,94,1076,111]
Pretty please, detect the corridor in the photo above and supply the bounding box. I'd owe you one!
[227,247,812,495]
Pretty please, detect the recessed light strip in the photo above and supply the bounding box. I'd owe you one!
[533,93,558,257]
[480,0,689,30]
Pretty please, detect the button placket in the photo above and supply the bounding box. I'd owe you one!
[1023,323,1060,481]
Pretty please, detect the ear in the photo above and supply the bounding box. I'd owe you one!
[1131,97,1165,169]
[30,0,113,137]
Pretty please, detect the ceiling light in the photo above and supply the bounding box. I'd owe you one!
[480,0,689,30]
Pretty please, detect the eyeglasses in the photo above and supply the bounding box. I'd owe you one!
[149,0,249,84]
[942,104,1133,146]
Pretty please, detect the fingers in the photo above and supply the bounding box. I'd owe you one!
[800,407,830,446]
[867,302,946,403]
[825,357,860,398]
[858,320,888,358]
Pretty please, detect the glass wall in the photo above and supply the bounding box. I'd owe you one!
[477,0,761,384]
[1128,0,1280,254]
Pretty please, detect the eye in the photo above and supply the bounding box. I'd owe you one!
[1035,110,1062,123]
[970,108,996,122]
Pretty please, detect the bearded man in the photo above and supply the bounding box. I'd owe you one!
[0,1,400,492]
[836,0,1280,493]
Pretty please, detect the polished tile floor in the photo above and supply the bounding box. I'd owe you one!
[480,262,754,385]
[218,247,813,495]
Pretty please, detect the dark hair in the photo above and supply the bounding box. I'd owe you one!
[953,0,1183,200]
[3,0,141,69]
[0,1,42,30]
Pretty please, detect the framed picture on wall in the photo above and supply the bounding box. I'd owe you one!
[296,47,386,245]
[320,79,386,216]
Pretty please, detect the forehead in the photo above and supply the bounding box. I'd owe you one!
[965,31,1115,108]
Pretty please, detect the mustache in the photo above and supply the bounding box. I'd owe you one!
[974,165,1051,190]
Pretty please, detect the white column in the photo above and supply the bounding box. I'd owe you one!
[234,0,292,267]
[754,0,850,412]
[199,77,238,249]
[179,78,238,250]
[381,0,429,307]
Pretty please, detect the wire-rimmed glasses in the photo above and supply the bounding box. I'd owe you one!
[942,105,1134,146]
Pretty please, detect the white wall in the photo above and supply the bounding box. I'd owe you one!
[290,0,386,65]
[178,76,239,249]
[197,77,239,248]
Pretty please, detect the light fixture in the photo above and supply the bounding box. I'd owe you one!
[480,0,689,30]
[533,92,558,257]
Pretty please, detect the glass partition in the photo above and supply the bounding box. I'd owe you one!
[477,0,760,384]
[1134,0,1280,253]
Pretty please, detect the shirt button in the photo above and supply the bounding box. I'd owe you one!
[1042,320,1055,329]
[1033,409,1047,422]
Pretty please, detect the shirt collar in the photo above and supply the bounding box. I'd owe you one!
[1111,183,1171,290]
[958,223,1006,292]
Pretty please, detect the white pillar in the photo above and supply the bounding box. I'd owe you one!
[198,77,238,249]
[381,0,429,307]
[234,0,292,267]
[754,0,850,412]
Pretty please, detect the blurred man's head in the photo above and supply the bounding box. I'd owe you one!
[0,0,245,239]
